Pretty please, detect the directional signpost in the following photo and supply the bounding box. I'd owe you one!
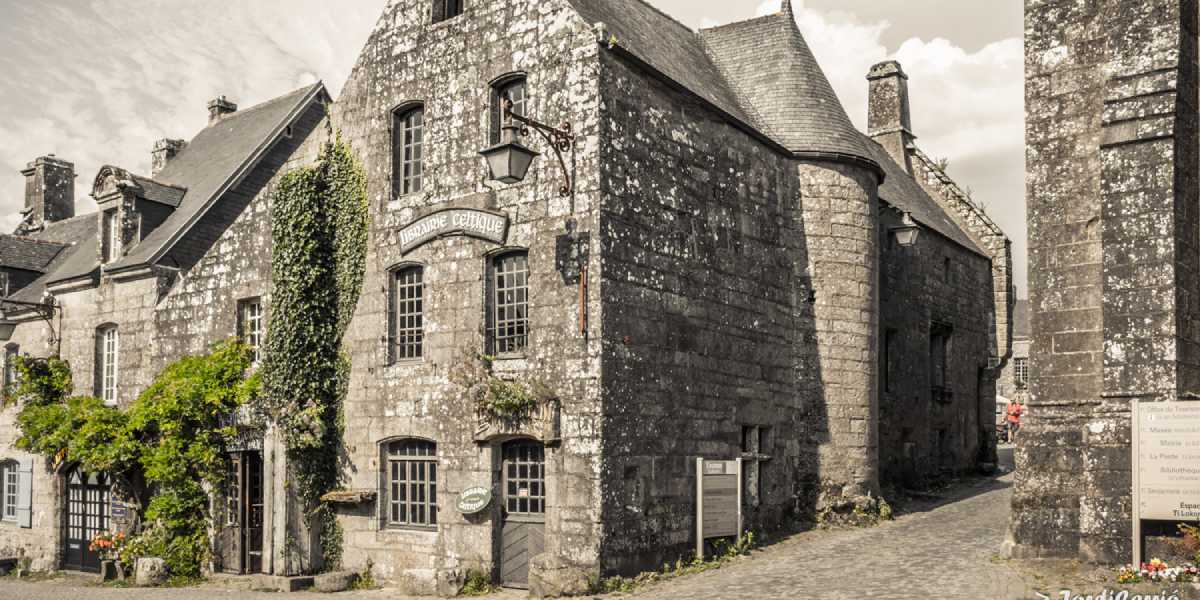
[696,457,743,560]
[1132,401,1200,565]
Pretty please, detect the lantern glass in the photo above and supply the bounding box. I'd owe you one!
[481,140,539,184]
[893,226,920,247]
[0,317,15,342]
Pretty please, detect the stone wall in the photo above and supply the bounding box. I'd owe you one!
[878,212,997,487]
[595,49,812,575]
[1015,0,1200,562]
[331,0,604,591]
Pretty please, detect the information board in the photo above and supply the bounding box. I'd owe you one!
[1132,401,1200,563]
[696,457,742,559]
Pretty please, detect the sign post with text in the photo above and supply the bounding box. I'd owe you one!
[695,457,743,560]
[1132,401,1200,565]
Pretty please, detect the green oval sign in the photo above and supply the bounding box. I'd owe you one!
[457,486,492,515]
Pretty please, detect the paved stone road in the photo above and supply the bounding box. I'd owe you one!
[0,452,1034,600]
[620,470,1034,600]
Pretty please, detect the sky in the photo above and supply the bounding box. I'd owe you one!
[0,0,1026,294]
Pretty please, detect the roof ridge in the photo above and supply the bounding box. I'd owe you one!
[208,82,322,126]
[699,10,782,33]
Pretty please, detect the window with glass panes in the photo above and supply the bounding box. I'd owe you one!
[1,462,15,522]
[1014,357,1029,387]
[393,107,424,197]
[388,267,424,362]
[432,0,463,22]
[238,299,264,363]
[97,326,119,405]
[491,78,527,144]
[385,439,437,528]
[503,440,545,515]
[102,210,121,263]
[490,252,529,354]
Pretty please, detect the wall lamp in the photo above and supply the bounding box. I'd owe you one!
[891,212,921,247]
[480,99,575,197]
[0,295,61,347]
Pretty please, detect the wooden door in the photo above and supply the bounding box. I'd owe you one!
[63,467,109,573]
[218,451,264,574]
[499,440,546,588]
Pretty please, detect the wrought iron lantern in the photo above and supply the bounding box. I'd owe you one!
[480,99,575,196]
[891,211,921,247]
[0,312,15,342]
[480,121,539,185]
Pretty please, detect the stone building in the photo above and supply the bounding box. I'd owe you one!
[997,299,1030,411]
[1,0,1011,593]
[1014,0,1200,563]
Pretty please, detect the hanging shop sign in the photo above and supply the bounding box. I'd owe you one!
[1132,401,1200,564]
[695,457,743,559]
[457,486,493,515]
[399,208,509,254]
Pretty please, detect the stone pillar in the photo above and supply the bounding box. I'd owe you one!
[866,61,914,174]
[797,160,881,504]
[151,139,186,177]
[1014,0,1200,563]
[17,155,74,234]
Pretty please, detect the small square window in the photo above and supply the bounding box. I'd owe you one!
[432,0,464,23]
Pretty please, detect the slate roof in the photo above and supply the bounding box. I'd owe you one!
[107,83,325,271]
[564,0,758,127]
[4,214,98,304]
[700,4,877,166]
[130,175,187,208]
[566,0,876,170]
[864,137,985,256]
[0,234,67,273]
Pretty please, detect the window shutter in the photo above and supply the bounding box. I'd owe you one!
[489,88,502,145]
[386,274,397,364]
[16,457,32,528]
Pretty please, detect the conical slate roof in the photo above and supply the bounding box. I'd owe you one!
[699,1,877,168]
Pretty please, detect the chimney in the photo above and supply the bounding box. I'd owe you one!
[867,60,914,173]
[208,96,238,124]
[17,155,75,234]
[151,139,187,177]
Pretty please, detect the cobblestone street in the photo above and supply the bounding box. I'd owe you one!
[0,451,1046,600]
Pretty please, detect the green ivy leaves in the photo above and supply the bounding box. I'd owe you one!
[261,135,367,572]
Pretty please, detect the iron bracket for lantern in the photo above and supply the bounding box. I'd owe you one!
[0,295,62,350]
[502,99,576,197]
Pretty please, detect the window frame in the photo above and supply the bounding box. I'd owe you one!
[1014,357,1029,388]
[387,264,425,364]
[431,0,464,23]
[0,461,16,523]
[102,209,122,264]
[489,74,527,145]
[237,298,264,364]
[391,104,425,199]
[381,438,438,530]
[487,249,530,357]
[96,324,119,405]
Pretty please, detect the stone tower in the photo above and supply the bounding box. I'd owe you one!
[1015,0,1200,562]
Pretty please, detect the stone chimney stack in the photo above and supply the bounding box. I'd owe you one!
[151,139,187,177]
[867,60,914,173]
[208,96,238,124]
[18,155,75,234]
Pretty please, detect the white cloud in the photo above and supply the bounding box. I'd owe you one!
[782,4,1028,293]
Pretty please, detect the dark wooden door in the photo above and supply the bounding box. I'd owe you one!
[499,440,546,588]
[218,451,263,574]
[64,467,109,573]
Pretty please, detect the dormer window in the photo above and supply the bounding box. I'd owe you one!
[102,209,121,263]
[432,0,463,23]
